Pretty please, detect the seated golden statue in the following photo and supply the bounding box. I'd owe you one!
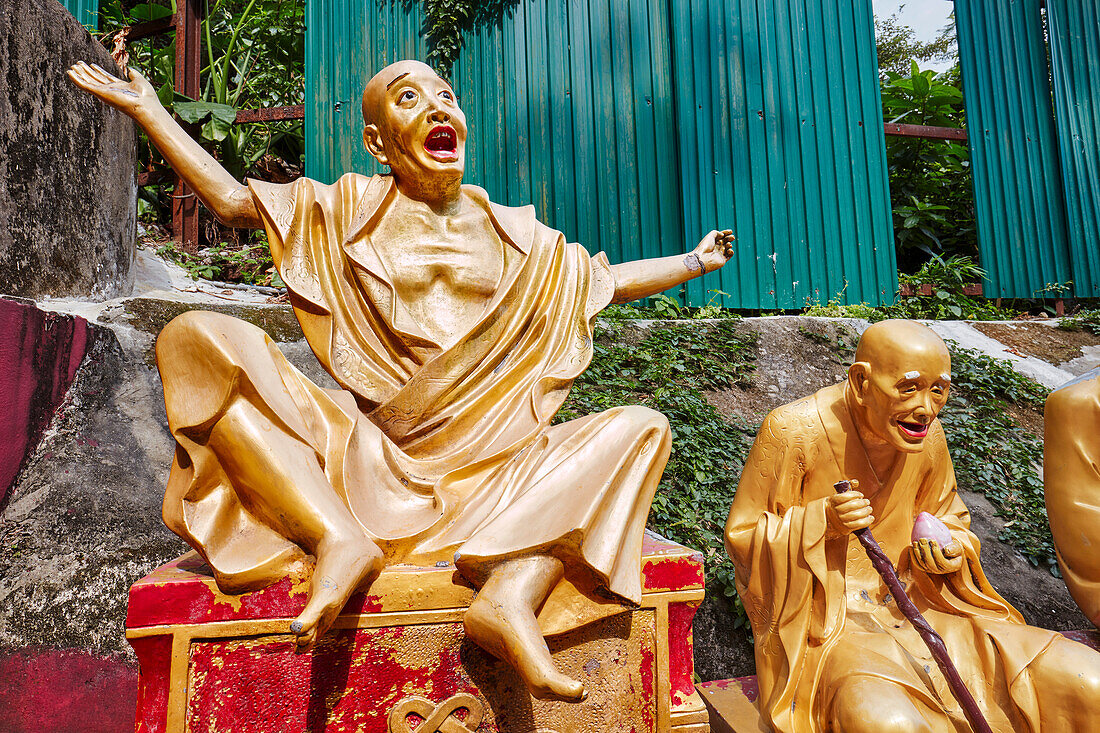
[725,320,1100,732]
[68,59,735,701]
[1045,368,1100,629]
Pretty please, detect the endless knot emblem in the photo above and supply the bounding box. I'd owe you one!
[387,693,485,733]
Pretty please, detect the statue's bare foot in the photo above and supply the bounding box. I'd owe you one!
[291,535,383,650]
[464,591,587,702]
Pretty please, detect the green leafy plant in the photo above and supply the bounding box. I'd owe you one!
[889,255,1012,320]
[803,282,887,321]
[556,320,759,624]
[156,236,283,285]
[100,0,305,236]
[880,62,975,270]
[940,345,1055,572]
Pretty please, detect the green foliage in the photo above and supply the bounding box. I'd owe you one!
[880,63,976,268]
[888,256,1012,321]
[1058,307,1100,335]
[156,237,283,286]
[555,320,759,622]
[803,282,888,321]
[388,0,520,75]
[940,345,1055,573]
[100,0,305,227]
[875,11,956,78]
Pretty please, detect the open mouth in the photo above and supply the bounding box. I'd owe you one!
[897,420,929,439]
[424,125,458,161]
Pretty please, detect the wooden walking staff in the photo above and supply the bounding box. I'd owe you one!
[833,480,993,733]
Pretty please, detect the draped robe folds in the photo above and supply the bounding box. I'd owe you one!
[725,383,1087,732]
[1044,371,1100,628]
[157,173,672,634]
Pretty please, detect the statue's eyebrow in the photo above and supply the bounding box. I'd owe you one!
[386,72,410,90]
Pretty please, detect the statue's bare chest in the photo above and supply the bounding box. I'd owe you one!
[368,201,506,348]
[372,208,503,299]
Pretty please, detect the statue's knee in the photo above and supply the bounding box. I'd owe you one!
[156,310,263,373]
[832,680,932,733]
[157,310,226,357]
[615,405,670,437]
[1037,640,1100,701]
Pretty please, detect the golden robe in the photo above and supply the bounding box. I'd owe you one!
[725,383,1100,732]
[156,173,671,629]
[1045,370,1100,628]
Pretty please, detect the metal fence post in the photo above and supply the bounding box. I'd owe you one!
[172,0,202,250]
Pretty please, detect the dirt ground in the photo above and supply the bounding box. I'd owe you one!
[707,316,861,425]
[974,321,1100,367]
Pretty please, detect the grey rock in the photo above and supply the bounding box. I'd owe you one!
[0,0,136,300]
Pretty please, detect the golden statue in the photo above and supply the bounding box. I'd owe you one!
[725,320,1100,732]
[67,59,735,702]
[1044,368,1100,629]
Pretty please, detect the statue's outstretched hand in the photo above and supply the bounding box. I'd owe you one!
[691,229,735,274]
[67,62,158,119]
[911,537,963,574]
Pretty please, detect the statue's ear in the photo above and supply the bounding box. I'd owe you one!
[363,125,388,166]
[848,362,871,402]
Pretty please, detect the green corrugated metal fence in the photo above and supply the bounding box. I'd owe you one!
[60,0,99,29]
[305,0,896,308]
[1048,0,1100,297]
[669,0,895,308]
[954,0,1072,299]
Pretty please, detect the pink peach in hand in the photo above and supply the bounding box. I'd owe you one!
[912,511,953,546]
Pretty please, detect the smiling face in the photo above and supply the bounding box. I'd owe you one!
[848,320,952,453]
[361,60,467,185]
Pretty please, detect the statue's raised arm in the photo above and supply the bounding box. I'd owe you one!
[67,62,261,229]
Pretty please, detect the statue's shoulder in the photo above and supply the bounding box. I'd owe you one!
[758,392,826,446]
[1047,369,1100,417]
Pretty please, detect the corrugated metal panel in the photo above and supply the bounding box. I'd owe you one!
[305,0,895,308]
[306,0,683,268]
[1048,0,1100,297]
[61,0,99,29]
[955,0,1071,298]
[670,0,896,308]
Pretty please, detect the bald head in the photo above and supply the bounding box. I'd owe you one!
[854,320,949,375]
[361,60,440,128]
[848,320,951,453]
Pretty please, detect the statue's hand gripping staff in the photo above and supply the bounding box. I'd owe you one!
[834,479,993,733]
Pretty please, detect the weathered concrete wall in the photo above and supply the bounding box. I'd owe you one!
[0,298,92,506]
[0,0,136,300]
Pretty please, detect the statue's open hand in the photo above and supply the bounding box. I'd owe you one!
[911,537,963,574]
[67,62,157,118]
[826,481,874,536]
[691,229,735,274]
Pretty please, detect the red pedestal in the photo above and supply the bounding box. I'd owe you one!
[126,532,708,733]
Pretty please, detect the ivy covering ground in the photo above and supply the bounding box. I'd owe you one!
[557,314,1058,631]
[554,315,759,626]
[940,346,1056,574]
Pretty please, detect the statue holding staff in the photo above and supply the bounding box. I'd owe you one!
[67,58,735,702]
[725,320,1100,732]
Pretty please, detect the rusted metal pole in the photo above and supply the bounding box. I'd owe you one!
[833,480,993,733]
[172,0,202,250]
[234,105,306,124]
[883,123,968,142]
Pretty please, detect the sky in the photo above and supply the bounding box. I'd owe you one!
[872,0,956,70]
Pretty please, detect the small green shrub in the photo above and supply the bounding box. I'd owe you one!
[156,238,284,286]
